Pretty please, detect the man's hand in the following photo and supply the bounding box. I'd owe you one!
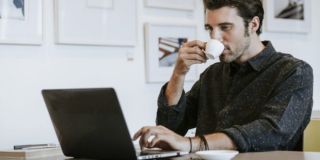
[165,40,207,106]
[174,40,207,76]
[132,125,189,151]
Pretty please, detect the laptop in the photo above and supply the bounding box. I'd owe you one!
[41,88,188,159]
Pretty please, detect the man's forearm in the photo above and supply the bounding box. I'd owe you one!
[205,133,237,150]
[190,133,237,152]
[165,72,186,106]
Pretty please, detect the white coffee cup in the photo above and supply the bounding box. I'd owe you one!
[205,39,224,59]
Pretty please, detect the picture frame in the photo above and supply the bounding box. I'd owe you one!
[144,0,195,11]
[263,0,311,33]
[54,0,136,46]
[0,0,42,45]
[144,23,198,83]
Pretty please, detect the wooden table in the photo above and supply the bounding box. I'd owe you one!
[3,151,320,160]
[172,151,320,160]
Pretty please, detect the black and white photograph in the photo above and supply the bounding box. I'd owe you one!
[0,0,42,45]
[0,0,25,20]
[274,0,304,20]
[264,0,310,33]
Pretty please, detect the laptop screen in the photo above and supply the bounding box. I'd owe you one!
[42,88,137,159]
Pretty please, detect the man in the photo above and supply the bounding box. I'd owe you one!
[133,0,313,153]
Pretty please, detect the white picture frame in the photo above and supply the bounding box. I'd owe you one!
[55,0,136,46]
[0,0,42,45]
[144,23,198,83]
[144,0,195,11]
[263,0,311,33]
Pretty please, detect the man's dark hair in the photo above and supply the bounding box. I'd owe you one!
[203,0,264,35]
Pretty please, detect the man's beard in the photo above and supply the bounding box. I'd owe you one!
[219,28,251,63]
[219,34,251,63]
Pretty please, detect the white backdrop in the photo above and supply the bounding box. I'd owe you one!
[0,0,319,149]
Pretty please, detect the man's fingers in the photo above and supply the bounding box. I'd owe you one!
[133,126,153,140]
[182,53,206,62]
[134,126,168,149]
[186,60,205,65]
[138,126,159,148]
[149,135,161,148]
[180,46,206,57]
[183,40,206,49]
[133,128,142,140]
[175,40,207,74]
[141,131,154,148]
[179,46,207,62]
[139,136,144,150]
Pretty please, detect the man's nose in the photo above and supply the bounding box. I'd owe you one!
[210,29,223,41]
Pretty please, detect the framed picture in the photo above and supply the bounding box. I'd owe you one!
[0,0,42,45]
[144,0,195,11]
[144,23,198,83]
[263,0,311,33]
[55,0,136,46]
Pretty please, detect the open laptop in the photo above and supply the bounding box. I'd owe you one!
[42,88,188,159]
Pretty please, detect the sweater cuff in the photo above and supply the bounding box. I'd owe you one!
[220,127,250,152]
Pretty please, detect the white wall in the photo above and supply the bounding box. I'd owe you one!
[0,0,318,149]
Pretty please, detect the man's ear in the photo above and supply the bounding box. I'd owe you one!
[249,16,260,34]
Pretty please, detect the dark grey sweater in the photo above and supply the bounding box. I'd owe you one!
[156,41,313,152]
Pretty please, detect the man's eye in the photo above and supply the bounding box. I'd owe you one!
[221,25,232,31]
[205,26,212,32]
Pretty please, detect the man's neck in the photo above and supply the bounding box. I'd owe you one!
[235,36,265,64]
